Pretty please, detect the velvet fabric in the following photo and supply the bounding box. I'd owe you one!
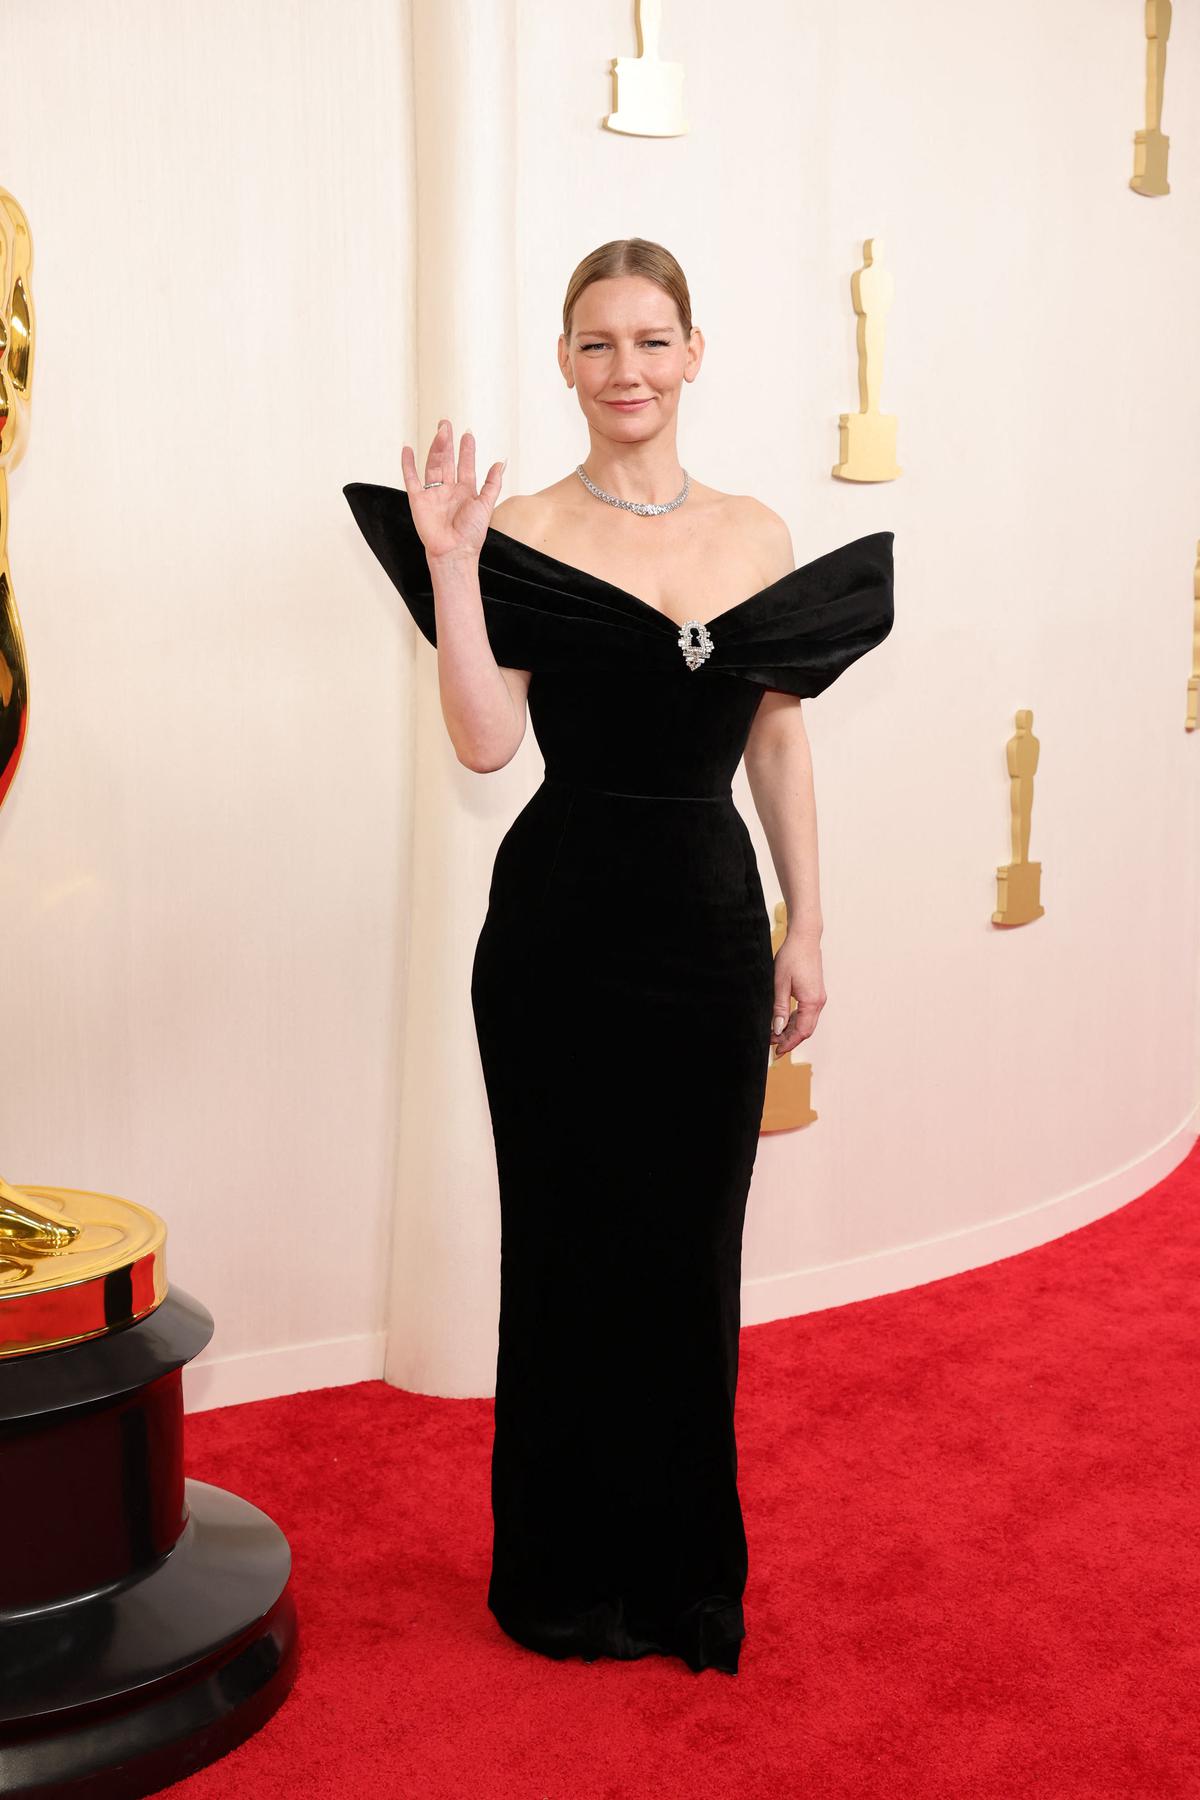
[342,481,894,1674]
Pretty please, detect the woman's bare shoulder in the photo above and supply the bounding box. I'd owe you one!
[718,489,795,582]
[491,480,793,580]
[489,493,538,530]
[487,486,572,550]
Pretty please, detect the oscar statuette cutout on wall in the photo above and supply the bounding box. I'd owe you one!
[1130,0,1171,196]
[605,0,688,137]
[760,900,819,1133]
[992,709,1046,927]
[1185,541,1199,730]
[0,186,297,1799]
[833,236,901,483]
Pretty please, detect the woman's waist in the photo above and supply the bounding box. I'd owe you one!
[499,773,764,921]
[541,770,736,804]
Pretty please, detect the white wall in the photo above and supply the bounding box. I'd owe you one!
[0,0,418,1403]
[1,0,1197,1406]
[507,0,1200,1319]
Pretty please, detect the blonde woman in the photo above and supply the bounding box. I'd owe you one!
[345,236,894,1676]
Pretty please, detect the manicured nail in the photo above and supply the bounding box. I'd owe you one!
[772,1015,786,1034]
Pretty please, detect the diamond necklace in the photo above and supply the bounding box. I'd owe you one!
[572,461,713,672]
[575,462,690,517]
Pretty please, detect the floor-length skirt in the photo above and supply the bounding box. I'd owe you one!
[470,774,775,1675]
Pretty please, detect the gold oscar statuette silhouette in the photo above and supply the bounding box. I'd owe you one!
[832,236,901,483]
[1185,540,1199,731]
[1131,0,1171,197]
[0,189,296,1786]
[605,0,688,137]
[992,709,1046,927]
[0,186,32,809]
[760,900,819,1133]
[0,187,170,1338]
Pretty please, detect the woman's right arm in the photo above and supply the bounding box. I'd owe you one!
[402,420,528,772]
[425,548,530,771]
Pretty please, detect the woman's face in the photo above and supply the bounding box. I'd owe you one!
[558,276,702,440]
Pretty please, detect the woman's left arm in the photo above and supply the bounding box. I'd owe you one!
[743,692,827,1059]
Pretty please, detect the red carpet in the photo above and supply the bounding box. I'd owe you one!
[166,1145,1200,1798]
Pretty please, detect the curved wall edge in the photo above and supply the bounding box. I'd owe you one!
[183,1329,387,1416]
[742,1107,1200,1328]
[184,1104,1198,1412]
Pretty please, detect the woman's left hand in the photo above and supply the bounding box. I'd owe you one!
[770,934,827,1057]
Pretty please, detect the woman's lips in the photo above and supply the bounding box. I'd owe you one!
[605,398,651,410]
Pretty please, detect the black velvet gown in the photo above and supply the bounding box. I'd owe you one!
[343,480,894,1675]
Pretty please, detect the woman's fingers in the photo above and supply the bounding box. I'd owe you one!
[458,427,477,493]
[771,993,795,1036]
[400,422,453,494]
[421,424,438,486]
[424,418,453,488]
[479,456,506,509]
[771,995,823,1055]
[405,420,504,507]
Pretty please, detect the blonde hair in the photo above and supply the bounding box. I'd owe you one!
[562,238,693,343]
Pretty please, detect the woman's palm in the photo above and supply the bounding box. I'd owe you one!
[401,419,505,561]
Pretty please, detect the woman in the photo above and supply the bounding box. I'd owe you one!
[344,237,894,1676]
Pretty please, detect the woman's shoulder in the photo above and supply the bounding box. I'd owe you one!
[666,480,795,581]
[723,491,794,572]
[491,479,794,579]
[488,491,547,543]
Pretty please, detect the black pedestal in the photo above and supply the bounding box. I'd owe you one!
[0,1287,298,1798]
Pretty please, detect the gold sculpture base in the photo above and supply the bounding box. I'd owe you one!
[993,860,1044,927]
[1131,128,1169,196]
[762,1056,818,1133]
[0,1184,167,1357]
[832,410,900,481]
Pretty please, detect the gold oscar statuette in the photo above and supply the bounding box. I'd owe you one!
[1131,0,1171,197]
[760,900,819,1133]
[0,190,296,1787]
[0,185,33,807]
[992,708,1046,927]
[0,188,169,1356]
[832,236,901,483]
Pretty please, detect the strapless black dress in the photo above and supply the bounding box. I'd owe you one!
[343,481,894,1675]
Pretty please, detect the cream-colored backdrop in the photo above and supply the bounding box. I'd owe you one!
[0,0,1197,1408]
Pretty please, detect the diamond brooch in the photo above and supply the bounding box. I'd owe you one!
[677,620,714,671]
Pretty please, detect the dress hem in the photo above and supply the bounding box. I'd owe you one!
[488,1592,744,1676]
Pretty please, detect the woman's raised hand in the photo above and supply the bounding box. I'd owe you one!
[400,420,506,563]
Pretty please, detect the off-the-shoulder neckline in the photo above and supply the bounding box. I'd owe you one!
[483,520,893,634]
[353,480,891,635]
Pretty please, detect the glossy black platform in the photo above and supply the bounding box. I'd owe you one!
[0,1287,298,1798]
